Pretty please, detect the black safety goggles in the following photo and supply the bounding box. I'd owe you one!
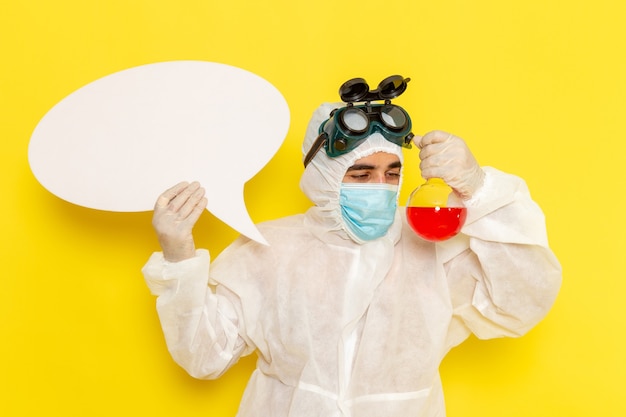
[304,75,414,167]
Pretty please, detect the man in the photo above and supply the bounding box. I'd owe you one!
[142,99,561,417]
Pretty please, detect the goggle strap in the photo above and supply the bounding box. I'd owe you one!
[303,133,327,168]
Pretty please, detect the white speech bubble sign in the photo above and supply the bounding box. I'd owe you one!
[28,61,290,245]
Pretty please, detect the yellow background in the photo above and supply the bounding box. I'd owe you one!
[1,1,623,416]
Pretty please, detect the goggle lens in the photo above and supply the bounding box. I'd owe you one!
[380,106,407,130]
[342,108,369,133]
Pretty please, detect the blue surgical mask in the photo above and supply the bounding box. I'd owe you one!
[339,183,399,242]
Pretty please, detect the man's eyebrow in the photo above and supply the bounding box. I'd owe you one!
[346,164,375,171]
[346,161,403,171]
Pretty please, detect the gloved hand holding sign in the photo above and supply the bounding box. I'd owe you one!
[152,181,207,262]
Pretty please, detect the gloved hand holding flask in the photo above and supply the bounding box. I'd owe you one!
[406,131,484,241]
[416,130,485,200]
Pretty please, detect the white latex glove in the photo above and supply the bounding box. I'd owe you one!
[416,130,485,199]
[152,181,207,262]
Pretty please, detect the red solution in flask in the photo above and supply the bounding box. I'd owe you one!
[406,178,467,242]
[406,206,467,241]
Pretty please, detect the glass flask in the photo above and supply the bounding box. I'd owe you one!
[406,178,467,241]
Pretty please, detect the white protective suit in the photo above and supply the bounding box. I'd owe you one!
[142,103,562,417]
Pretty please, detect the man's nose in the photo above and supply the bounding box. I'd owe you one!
[372,171,386,183]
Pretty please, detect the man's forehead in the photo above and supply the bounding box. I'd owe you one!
[349,152,402,168]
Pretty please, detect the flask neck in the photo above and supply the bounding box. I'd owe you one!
[425,177,447,186]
